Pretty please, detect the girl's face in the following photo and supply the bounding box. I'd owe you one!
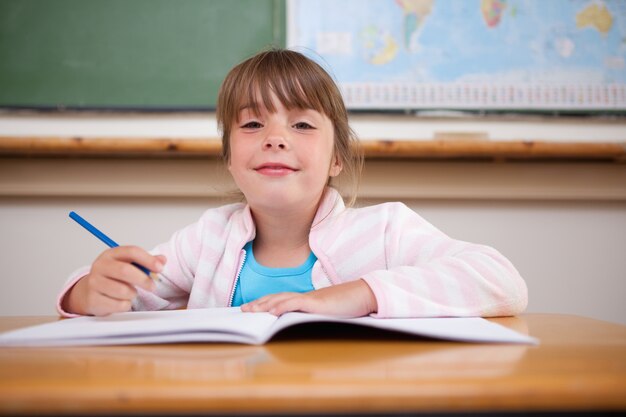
[228,93,342,214]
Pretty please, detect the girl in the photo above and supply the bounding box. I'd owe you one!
[59,49,527,318]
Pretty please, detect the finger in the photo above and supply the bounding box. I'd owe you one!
[243,293,282,310]
[94,248,156,289]
[93,297,132,316]
[243,292,297,312]
[85,292,132,316]
[155,254,167,266]
[258,292,300,308]
[151,254,168,282]
[269,295,313,316]
[92,275,138,301]
[109,246,165,275]
[241,297,273,312]
[103,260,156,291]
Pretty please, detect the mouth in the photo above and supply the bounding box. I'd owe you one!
[254,163,298,176]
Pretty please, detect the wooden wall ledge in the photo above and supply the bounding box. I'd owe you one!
[0,136,625,162]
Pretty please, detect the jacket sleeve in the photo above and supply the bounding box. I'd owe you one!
[360,203,528,318]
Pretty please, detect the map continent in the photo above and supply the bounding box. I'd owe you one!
[576,2,613,35]
[395,0,434,50]
[481,0,507,28]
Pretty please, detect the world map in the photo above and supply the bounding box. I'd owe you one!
[287,0,626,111]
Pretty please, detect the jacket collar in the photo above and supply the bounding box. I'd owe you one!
[311,187,345,230]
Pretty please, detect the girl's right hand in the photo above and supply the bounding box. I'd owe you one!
[62,246,165,316]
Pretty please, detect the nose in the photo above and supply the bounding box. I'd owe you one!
[262,127,289,151]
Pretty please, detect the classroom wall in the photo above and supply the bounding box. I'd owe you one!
[1,113,625,325]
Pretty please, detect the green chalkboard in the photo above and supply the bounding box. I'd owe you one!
[0,0,285,110]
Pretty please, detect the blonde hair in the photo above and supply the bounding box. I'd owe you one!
[216,48,363,206]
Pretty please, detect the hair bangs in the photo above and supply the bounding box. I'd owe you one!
[235,60,329,120]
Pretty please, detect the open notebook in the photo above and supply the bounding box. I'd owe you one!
[0,308,538,347]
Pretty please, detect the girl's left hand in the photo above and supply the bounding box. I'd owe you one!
[240,279,378,317]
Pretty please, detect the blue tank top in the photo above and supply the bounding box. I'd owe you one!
[231,241,317,307]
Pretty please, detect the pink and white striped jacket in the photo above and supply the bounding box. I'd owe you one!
[57,188,527,318]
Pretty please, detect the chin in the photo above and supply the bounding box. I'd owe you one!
[253,191,298,208]
[246,187,313,212]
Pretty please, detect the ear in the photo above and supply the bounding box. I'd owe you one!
[328,155,343,177]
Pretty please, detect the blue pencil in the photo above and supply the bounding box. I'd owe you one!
[69,211,161,281]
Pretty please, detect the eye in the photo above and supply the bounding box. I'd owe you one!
[293,121,314,130]
[241,121,263,129]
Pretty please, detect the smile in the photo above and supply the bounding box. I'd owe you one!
[254,163,298,177]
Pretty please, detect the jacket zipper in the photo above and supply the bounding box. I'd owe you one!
[228,249,247,307]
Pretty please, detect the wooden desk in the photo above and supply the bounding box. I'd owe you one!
[0,314,624,415]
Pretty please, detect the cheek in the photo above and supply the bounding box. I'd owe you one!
[227,146,244,178]
[309,144,336,179]
[228,138,246,165]
[228,157,246,180]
